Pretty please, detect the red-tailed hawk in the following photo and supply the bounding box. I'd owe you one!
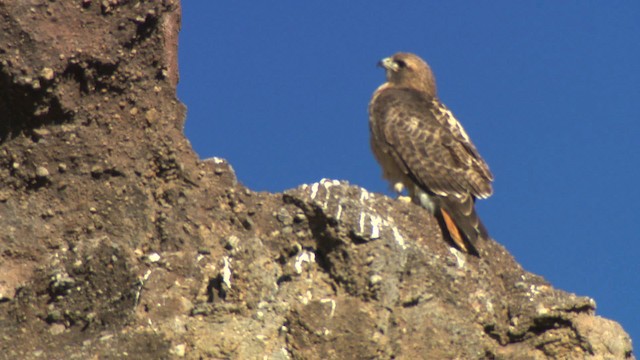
[368,52,493,255]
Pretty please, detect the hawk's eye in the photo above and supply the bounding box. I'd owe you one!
[396,59,407,68]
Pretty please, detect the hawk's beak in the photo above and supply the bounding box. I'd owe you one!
[378,57,398,72]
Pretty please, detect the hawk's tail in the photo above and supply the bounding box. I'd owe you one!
[438,196,488,256]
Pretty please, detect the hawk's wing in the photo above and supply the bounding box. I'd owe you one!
[370,87,493,200]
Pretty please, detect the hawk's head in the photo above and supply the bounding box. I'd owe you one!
[378,52,437,97]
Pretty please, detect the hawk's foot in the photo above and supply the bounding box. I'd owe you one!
[397,195,412,203]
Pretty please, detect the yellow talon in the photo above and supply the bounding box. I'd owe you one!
[393,182,405,194]
[398,195,412,203]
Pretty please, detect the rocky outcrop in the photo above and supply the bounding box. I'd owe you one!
[0,1,633,359]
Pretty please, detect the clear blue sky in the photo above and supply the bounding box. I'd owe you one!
[178,2,640,345]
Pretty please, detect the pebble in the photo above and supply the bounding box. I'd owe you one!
[276,209,293,226]
[35,166,50,178]
[33,128,51,137]
[145,108,158,123]
[224,235,240,250]
[90,165,102,176]
[49,324,66,335]
[40,67,54,81]
[369,274,383,285]
[147,252,161,263]
[172,344,186,357]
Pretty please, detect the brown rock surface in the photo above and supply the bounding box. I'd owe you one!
[0,1,633,359]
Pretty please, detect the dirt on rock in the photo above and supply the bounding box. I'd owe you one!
[0,1,634,359]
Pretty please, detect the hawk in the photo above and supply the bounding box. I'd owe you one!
[368,52,493,255]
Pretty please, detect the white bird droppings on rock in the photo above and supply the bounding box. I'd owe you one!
[294,250,315,274]
[359,188,369,202]
[320,298,336,317]
[369,214,381,239]
[392,226,406,249]
[221,256,232,289]
[310,182,319,200]
[449,247,466,268]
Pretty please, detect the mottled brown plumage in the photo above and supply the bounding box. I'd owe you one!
[369,52,493,254]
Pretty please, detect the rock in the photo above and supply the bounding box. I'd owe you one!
[0,2,633,360]
[171,343,186,357]
[146,252,161,263]
[40,67,55,81]
[49,324,66,336]
[35,166,50,178]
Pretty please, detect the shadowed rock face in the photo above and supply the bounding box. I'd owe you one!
[0,2,633,359]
